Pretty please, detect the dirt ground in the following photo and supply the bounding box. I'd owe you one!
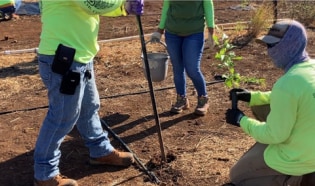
[1,1,315,186]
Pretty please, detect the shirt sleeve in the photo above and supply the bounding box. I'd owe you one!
[0,0,14,7]
[72,0,125,15]
[158,0,169,29]
[249,91,272,106]
[240,88,296,144]
[203,0,214,28]
[101,4,127,17]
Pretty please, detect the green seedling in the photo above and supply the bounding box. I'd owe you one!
[214,33,265,88]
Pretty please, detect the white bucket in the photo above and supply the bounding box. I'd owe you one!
[141,41,169,82]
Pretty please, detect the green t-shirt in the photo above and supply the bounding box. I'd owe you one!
[241,60,315,175]
[39,0,125,64]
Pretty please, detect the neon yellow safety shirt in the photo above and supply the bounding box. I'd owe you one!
[240,60,315,176]
[38,0,126,64]
[0,0,14,8]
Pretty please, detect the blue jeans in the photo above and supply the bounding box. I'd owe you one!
[34,55,114,181]
[14,0,21,11]
[165,31,207,97]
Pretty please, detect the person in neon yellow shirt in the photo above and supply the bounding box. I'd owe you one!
[224,19,315,186]
[34,1,143,185]
[0,0,17,21]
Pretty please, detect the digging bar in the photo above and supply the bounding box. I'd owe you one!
[231,91,238,110]
[100,119,161,184]
[135,15,167,162]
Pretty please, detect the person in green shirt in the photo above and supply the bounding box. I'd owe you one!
[34,1,143,186]
[224,19,315,186]
[150,0,215,116]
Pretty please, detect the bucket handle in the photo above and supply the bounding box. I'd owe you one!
[143,40,168,54]
[146,40,167,48]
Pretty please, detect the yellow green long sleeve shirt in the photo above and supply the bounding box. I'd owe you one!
[240,60,315,176]
[38,0,126,64]
[0,0,14,7]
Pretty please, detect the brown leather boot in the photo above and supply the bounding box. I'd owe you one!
[89,149,134,167]
[34,174,78,186]
[194,96,209,116]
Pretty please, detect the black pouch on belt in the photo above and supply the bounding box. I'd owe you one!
[60,71,80,95]
[52,44,76,75]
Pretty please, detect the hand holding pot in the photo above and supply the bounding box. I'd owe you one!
[229,88,251,102]
[225,108,245,127]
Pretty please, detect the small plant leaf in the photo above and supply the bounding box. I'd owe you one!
[214,32,265,89]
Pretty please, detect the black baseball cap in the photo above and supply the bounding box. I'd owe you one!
[256,20,291,44]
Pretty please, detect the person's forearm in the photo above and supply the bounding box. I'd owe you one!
[249,91,271,106]
[158,0,169,29]
[207,27,214,35]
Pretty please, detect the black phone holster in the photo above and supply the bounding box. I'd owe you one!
[60,71,80,95]
[52,44,80,95]
[52,44,76,75]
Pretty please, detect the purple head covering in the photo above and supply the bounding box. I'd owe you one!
[257,19,309,72]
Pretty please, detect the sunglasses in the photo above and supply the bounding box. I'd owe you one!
[267,42,279,48]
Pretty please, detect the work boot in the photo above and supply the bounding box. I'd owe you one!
[170,95,189,114]
[89,149,134,167]
[194,95,209,116]
[34,174,78,186]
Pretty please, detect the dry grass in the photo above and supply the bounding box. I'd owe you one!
[248,1,274,37]
[0,53,40,99]
[278,0,315,27]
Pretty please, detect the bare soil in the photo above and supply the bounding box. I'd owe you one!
[1,1,315,186]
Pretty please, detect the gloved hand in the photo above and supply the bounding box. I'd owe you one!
[151,32,162,42]
[229,88,251,102]
[225,108,245,127]
[207,34,215,50]
[125,0,144,15]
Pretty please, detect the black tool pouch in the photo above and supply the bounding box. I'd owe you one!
[60,71,81,95]
[52,44,76,75]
